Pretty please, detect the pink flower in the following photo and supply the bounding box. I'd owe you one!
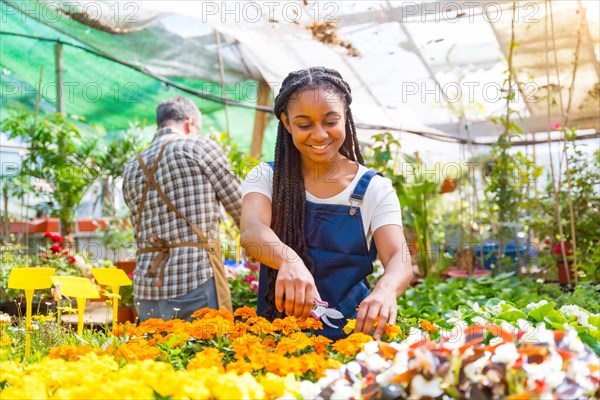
[243,275,257,284]
[249,281,259,293]
[551,121,561,130]
[127,271,134,279]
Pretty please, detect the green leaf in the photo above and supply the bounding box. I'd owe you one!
[589,315,599,329]
[528,302,556,322]
[544,311,568,330]
[496,309,527,323]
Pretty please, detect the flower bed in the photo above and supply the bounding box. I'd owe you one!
[1,305,598,399]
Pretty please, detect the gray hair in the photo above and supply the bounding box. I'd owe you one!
[156,96,201,128]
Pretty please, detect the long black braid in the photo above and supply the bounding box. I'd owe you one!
[264,67,365,319]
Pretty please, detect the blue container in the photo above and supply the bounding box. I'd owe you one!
[473,241,500,270]
[500,241,528,274]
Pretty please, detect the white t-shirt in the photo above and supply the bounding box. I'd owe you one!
[241,163,403,242]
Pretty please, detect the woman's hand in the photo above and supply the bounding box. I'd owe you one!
[354,285,398,340]
[354,224,413,340]
[275,259,319,319]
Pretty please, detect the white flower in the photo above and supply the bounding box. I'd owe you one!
[567,359,595,392]
[330,379,356,400]
[463,352,491,384]
[488,301,506,316]
[526,299,548,310]
[471,302,482,313]
[404,327,425,346]
[472,316,488,326]
[410,375,444,399]
[560,305,593,328]
[489,336,503,346]
[299,380,322,400]
[363,340,380,356]
[491,343,519,367]
[345,361,361,376]
[565,328,584,353]
[365,354,388,373]
[520,322,554,345]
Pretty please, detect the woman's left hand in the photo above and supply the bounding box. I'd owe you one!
[354,224,413,340]
[354,285,398,340]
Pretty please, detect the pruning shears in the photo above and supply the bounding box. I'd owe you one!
[310,298,344,329]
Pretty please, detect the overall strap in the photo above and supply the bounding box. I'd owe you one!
[135,135,177,240]
[349,170,382,203]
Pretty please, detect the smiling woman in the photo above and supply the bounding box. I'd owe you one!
[240,67,413,341]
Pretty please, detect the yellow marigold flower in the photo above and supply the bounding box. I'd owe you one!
[0,376,46,399]
[233,306,257,319]
[210,372,265,400]
[332,332,373,357]
[343,319,356,335]
[32,314,56,323]
[420,319,438,333]
[259,372,301,399]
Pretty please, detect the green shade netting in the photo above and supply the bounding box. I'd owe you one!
[0,2,276,157]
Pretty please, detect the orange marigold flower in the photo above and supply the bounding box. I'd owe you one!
[262,337,277,349]
[138,318,170,335]
[233,306,257,319]
[311,335,333,355]
[275,332,313,355]
[297,317,323,330]
[384,324,403,341]
[112,339,161,363]
[48,344,98,361]
[192,308,233,322]
[420,319,438,333]
[272,317,301,335]
[186,348,224,372]
[263,352,302,376]
[231,340,266,360]
[332,333,373,357]
[226,359,254,375]
[298,352,328,375]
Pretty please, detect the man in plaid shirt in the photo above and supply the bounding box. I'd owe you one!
[123,96,242,321]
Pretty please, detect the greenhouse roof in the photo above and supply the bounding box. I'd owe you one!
[1,0,599,154]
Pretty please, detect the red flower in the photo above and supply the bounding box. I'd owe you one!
[243,275,257,284]
[44,232,63,244]
[50,243,63,254]
[69,256,77,264]
[553,242,573,256]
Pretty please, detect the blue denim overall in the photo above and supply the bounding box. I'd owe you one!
[257,169,381,340]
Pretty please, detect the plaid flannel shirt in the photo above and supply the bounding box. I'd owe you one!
[123,128,242,300]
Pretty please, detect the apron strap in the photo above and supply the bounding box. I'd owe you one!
[349,170,382,204]
[135,136,232,311]
[136,135,177,241]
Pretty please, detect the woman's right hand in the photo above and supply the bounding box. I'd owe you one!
[275,259,319,320]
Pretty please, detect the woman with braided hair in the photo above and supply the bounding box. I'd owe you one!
[240,67,412,340]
